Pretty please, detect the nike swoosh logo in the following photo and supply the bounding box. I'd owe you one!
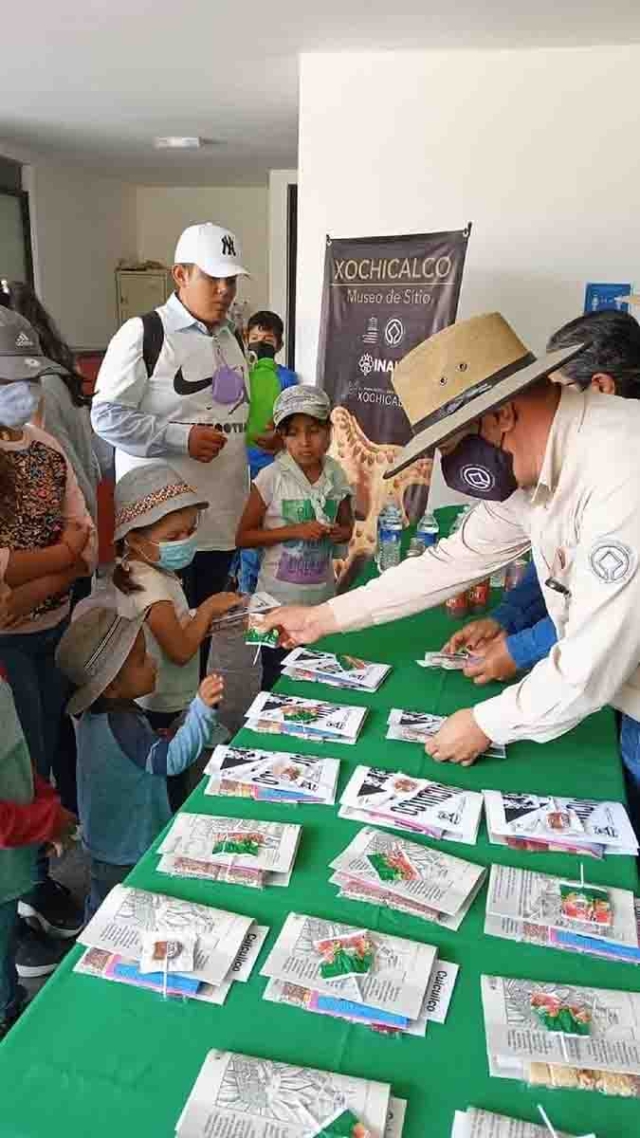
[173,369,213,395]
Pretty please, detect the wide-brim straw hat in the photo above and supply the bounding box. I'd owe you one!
[384,313,584,478]
[114,461,209,541]
[56,606,146,716]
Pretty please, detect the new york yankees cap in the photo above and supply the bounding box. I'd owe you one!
[174,223,249,279]
[0,309,69,383]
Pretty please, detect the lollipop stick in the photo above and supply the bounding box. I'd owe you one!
[537,1104,559,1138]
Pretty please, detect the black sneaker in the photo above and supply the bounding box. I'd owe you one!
[18,879,83,939]
[0,985,27,1041]
[15,924,71,979]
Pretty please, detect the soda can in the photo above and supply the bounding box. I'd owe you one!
[445,591,470,619]
[468,579,491,612]
[504,558,529,591]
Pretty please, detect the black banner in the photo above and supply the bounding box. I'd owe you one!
[317,226,471,446]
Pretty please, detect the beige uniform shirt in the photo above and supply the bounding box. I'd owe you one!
[329,387,640,745]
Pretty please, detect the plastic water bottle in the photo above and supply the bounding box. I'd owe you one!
[416,510,439,551]
[376,503,403,572]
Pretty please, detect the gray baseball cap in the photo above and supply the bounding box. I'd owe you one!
[272,385,331,427]
[0,309,69,383]
[56,606,146,716]
[114,461,209,541]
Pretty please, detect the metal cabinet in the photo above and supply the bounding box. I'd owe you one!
[115,270,173,325]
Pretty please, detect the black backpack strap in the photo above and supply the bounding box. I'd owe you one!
[140,310,165,378]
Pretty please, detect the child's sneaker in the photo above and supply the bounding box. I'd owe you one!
[18,879,83,939]
[0,986,27,1041]
[15,923,71,979]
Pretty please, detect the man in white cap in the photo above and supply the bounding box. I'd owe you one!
[92,223,250,665]
[262,312,640,833]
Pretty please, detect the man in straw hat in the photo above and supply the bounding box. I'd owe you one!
[262,311,640,829]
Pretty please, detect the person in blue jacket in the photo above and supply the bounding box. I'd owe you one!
[444,309,640,683]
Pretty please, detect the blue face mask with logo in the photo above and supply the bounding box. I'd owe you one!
[153,533,199,572]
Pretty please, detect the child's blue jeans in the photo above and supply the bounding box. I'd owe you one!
[0,899,20,1021]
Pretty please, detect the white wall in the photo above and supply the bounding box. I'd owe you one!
[297,46,640,389]
[0,141,137,348]
[135,185,269,318]
[30,165,137,348]
[269,169,297,357]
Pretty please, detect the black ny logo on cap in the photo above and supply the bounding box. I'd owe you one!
[221,234,236,257]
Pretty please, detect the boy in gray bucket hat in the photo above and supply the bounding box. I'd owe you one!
[56,605,225,918]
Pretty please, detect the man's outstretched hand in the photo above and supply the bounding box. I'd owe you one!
[423,708,491,767]
[261,602,338,648]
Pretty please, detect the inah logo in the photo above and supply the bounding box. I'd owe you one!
[359,353,375,376]
[588,539,636,585]
[384,317,404,347]
[221,234,236,257]
[461,465,494,493]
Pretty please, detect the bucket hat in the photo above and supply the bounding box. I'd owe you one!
[385,313,584,478]
[114,462,209,541]
[56,607,146,716]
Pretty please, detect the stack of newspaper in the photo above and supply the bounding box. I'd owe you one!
[156,813,302,889]
[260,912,458,1038]
[175,1049,407,1138]
[75,885,266,1004]
[481,974,640,1097]
[204,744,340,805]
[483,789,639,858]
[485,863,640,965]
[281,647,391,692]
[387,709,506,759]
[451,1107,595,1137]
[329,826,486,930]
[338,764,483,845]
[245,691,369,745]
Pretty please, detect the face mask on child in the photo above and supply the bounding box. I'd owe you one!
[0,381,42,429]
[151,533,199,573]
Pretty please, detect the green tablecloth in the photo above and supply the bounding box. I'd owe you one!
[2,510,639,1137]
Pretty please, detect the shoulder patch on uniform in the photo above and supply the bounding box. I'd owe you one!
[588,539,637,585]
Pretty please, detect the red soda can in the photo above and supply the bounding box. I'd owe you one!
[445,591,470,619]
[468,579,490,612]
[504,558,529,591]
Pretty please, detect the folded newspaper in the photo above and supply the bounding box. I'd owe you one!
[485,863,640,964]
[208,590,279,633]
[75,921,268,1004]
[78,885,257,995]
[245,691,368,745]
[338,765,483,845]
[416,650,480,671]
[175,1049,406,1138]
[481,974,640,1097]
[483,790,639,857]
[329,826,486,930]
[281,647,391,692]
[451,1107,595,1137]
[387,709,506,759]
[204,744,340,805]
[156,813,301,889]
[260,912,458,1038]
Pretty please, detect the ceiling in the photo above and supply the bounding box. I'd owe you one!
[3,0,640,186]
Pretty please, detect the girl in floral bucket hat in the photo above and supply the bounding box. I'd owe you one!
[112,461,238,808]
